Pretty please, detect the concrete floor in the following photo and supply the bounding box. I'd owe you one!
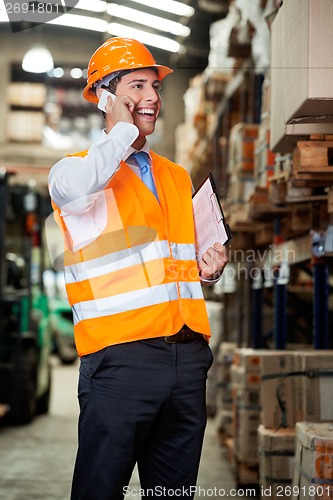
[0,357,253,500]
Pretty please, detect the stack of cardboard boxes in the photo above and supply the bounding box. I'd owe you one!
[230,349,262,485]
[227,122,259,206]
[7,82,46,143]
[258,425,296,497]
[219,348,333,498]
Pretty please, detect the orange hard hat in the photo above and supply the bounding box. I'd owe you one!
[83,37,173,103]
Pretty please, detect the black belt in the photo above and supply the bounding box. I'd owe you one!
[162,326,201,344]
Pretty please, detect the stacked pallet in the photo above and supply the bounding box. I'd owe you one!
[217,348,333,497]
[259,350,333,499]
[230,348,262,486]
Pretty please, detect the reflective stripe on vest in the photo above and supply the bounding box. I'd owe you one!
[72,281,203,325]
[64,239,172,284]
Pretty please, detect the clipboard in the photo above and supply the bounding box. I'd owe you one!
[192,173,232,257]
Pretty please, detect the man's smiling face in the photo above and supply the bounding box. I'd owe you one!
[116,68,162,142]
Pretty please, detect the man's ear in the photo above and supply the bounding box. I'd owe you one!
[96,88,103,99]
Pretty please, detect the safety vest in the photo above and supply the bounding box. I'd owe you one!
[52,151,211,356]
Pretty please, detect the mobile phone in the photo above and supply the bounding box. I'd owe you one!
[97,90,116,112]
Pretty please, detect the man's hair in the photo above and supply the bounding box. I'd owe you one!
[97,67,159,95]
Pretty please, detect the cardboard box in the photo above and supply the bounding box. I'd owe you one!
[233,348,264,373]
[297,351,333,422]
[231,364,261,389]
[7,111,44,142]
[270,0,333,153]
[258,425,296,499]
[7,82,47,108]
[292,422,333,500]
[260,352,302,429]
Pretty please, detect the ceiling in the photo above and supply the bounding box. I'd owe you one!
[174,0,229,69]
[1,0,228,72]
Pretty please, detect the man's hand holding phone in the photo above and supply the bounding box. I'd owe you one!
[97,89,135,130]
[97,89,116,112]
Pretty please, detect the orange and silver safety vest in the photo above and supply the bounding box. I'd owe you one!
[52,150,211,356]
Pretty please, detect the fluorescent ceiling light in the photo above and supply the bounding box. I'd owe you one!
[107,4,190,37]
[53,67,65,78]
[49,13,107,32]
[70,67,83,79]
[128,0,194,17]
[108,22,182,53]
[22,45,54,73]
[0,10,8,22]
[75,0,107,13]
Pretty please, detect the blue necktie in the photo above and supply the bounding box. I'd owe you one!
[132,152,159,200]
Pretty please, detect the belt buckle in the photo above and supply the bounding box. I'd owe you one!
[164,327,192,344]
[164,334,179,344]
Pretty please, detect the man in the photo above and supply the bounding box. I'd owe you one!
[48,37,228,500]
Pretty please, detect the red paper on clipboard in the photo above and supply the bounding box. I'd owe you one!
[192,173,232,257]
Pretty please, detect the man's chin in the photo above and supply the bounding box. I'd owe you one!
[136,125,156,137]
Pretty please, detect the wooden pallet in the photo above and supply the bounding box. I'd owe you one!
[291,171,333,187]
[293,141,333,173]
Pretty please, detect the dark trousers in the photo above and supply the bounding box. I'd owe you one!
[70,335,213,500]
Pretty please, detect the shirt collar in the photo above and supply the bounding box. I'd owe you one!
[126,141,151,161]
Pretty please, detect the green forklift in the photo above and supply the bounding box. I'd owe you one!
[0,170,53,424]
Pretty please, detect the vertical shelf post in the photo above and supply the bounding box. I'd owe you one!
[273,219,287,349]
[252,285,263,348]
[312,256,329,349]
